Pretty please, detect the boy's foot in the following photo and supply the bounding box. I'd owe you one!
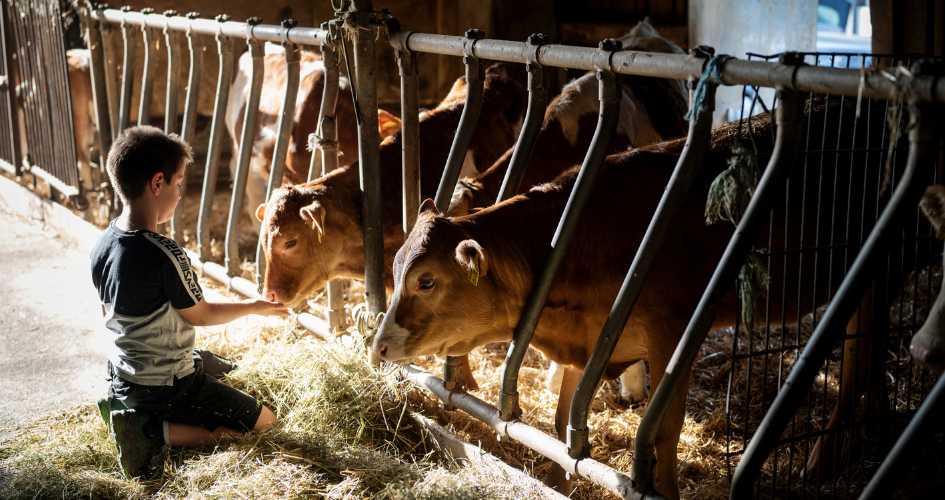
[111,409,160,480]
[96,396,127,433]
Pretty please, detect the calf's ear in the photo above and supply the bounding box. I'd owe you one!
[920,185,945,229]
[455,239,488,285]
[419,198,440,216]
[300,201,327,242]
[255,204,267,222]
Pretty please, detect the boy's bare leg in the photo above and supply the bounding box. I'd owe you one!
[167,406,279,447]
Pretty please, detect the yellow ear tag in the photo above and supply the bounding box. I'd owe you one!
[317,225,324,243]
[937,220,945,241]
[467,253,480,286]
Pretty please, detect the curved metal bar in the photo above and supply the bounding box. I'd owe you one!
[431,29,485,213]
[136,24,158,126]
[496,34,550,203]
[99,22,120,141]
[170,16,204,243]
[567,74,717,461]
[497,69,623,421]
[860,365,945,499]
[91,9,330,46]
[312,21,344,331]
[632,79,803,496]
[163,24,182,135]
[196,30,233,262]
[255,38,301,290]
[393,31,421,238]
[85,12,113,166]
[117,17,136,135]
[225,36,265,277]
[729,96,938,500]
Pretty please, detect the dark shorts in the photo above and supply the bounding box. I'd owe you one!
[108,350,262,432]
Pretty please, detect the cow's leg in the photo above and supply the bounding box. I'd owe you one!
[619,360,648,404]
[806,290,877,480]
[646,327,689,500]
[459,354,479,392]
[545,364,583,495]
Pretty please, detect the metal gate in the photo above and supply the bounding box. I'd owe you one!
[0,0,20,173]
[80,2,945,499]
[3,0,80,197]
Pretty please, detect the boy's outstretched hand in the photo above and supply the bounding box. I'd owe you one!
[247,299,290,317]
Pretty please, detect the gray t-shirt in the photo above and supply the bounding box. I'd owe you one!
[91,221,203,386]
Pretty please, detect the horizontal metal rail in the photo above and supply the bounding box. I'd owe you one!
[388,31,945,103]
[90,8,330,46]
[401,364,641,500]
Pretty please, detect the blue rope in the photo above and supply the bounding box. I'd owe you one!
[684,54,734,123]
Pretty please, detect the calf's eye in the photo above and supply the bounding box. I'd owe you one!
[285,239,297,249]
[418,278,435,291]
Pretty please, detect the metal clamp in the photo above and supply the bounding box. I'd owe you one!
[462,28,485,63]
[595,37,622,73]
[162,9,177,18]
[281,18,298,45]
[120,5,132,12]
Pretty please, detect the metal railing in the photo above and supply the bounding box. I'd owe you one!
[75,2,943,499]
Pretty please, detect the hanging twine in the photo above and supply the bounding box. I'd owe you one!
[307,132,341,153]
[705,138,770,333]
[879,64,918,198]
[684,53,734,123]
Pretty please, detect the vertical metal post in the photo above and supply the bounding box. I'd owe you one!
[627,63,803,497]
[99,18,120,141]
[170,12,204,244]
[311,20,344,331]
[225,20,264,277]
[431,28,484,213]
[137,8,158,127]
[497,40,625,421]
[85,6,113,167]
[162,10,181,135]
[196,15,233,262]
[346,1,386,323]
[730,88,937,500]
[496,33,550,203]
[567,52,717,460]
[393,29,420,239]
[117,7,136,135]
[255,19,301,290]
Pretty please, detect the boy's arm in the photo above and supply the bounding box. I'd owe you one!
[177,297,289,327]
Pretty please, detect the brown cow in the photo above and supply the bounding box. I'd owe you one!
[226,44,401,223]
[374,98,896,498]
[254,63,524,307]
[447,20,688,217]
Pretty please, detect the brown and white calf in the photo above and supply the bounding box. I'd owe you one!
[914,184,945,373]
[226,44,401,222]
[374,97,893,498]
[447,20,688,217]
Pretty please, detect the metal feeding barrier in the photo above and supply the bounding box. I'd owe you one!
[65,1,942,498]
[1,0,81,202]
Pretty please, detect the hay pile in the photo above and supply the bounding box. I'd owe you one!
[0,278,549,500]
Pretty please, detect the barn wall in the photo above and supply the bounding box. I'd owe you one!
[689,0,817,126]
[871,0,945,57]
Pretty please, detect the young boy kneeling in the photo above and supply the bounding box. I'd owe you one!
[90,126,289,479]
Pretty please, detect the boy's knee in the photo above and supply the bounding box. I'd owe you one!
[253,405,278,431]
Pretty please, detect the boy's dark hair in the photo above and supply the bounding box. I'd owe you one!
[106,125,193,202]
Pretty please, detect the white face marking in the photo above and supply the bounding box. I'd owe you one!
[618,361,648,404]
[375,293,412,361]
[448,182,472,215]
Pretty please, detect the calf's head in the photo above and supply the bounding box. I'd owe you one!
[374,201,505,361]
[256,182,354,308]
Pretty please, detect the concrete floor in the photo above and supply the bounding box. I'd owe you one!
[0,210,108,439]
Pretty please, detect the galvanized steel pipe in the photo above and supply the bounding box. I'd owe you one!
[498,67,623,421]
[432,29,484,213]
[196,29,233,262]
[170,13,205,243]
[496,34,550,202]
[85,12,113,166]
[137,10,158,127]
[117,13,136,136]
[225,36,264,277]
[629,79,802,495]
[256,34,302,290]
[393,31,421,239]
[567,72,717,461]
[163,18,182,135]
[729,95,938,500]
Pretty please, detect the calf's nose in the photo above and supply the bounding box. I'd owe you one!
[910,339,945,373]
[264,290,277,303]
[375,341,389,360]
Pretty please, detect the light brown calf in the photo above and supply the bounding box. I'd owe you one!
[374,98,893,498]
[448,21,688,216]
